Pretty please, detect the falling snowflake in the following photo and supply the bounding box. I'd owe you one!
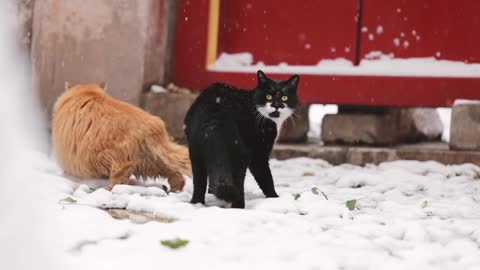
[393,38,400,47]
[376,26,384,35]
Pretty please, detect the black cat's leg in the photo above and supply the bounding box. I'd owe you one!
[231,165,247,208]
[249,158,279,198]
[231,184,245,208]
[190,153,207,204]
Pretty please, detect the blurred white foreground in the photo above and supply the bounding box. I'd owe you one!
[0,1,60,269]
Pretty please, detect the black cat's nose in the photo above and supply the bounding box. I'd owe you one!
[272,102,285,109]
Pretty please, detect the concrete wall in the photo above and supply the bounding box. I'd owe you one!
[17,0,35,53]
[31,0,174,120]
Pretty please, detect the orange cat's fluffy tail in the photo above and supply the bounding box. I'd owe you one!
[146,133,192,177]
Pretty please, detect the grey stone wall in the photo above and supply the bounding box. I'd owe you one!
[31,0,174,120]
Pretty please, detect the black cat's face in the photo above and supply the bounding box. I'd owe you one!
[253,70,299,127]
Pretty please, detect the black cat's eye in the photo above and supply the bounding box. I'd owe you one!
[266,94,272,100]
[281,96,288,102]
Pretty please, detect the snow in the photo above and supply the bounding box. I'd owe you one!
[150,83,183,93]
[454,99,480,105]
[214,52,253,67]
[308,104,338,138]
[150,85,168,93]
[376,25,384,35]
[393,38,401,47]
[436,108,452,142]
[210,52,480,78]
[20,153,480,270]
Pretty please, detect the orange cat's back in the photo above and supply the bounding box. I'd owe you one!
[52,82,191,191]
[53,83,134,178]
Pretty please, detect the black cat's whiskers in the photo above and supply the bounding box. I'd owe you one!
[292,109,302,120]
[255,105,269,128]
[291,109,303,126]
[285,108,297,128]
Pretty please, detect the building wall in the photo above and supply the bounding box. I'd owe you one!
[29,0,175,121]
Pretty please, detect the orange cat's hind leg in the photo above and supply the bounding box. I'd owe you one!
[152,162,186,192]
[107,161,134,191]
[167,173,186,193]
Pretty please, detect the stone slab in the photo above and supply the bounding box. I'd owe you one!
[450,100,480,151]
[272,141,480,166]
[143,91,198,144]
[321,108,443,146]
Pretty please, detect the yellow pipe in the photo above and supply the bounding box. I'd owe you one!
[206,0,220,68]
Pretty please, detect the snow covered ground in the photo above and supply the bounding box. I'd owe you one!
[17,152,478,270]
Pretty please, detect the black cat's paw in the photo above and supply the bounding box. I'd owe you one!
[190,197,205,205]
[265,191,279,198]
[231,200,245,209]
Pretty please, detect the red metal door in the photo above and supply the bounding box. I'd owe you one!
[218,1,357,65]
[361,0,480,62]
[173,0,480,107]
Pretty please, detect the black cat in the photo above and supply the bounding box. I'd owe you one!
[184,70,300,208]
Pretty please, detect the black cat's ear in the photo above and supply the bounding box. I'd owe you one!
[257,70,268,85]
[286,75,300,89]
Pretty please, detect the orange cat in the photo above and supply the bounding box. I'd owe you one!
[52,82,191,191]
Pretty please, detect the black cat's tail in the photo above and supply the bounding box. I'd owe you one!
[204,128,243,207]
[210,168,241,201]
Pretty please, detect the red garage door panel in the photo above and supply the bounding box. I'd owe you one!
[361,0,480,62]
[218,0,358,65]
[173,0,480,107]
